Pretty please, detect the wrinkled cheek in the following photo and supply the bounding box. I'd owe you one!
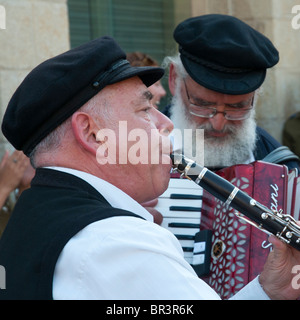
[96,124,172,168]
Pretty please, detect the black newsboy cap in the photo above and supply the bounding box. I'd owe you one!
[2,36,164,156]
[174,14,279,94]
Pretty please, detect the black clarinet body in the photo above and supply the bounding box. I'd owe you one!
[171,153,300,251]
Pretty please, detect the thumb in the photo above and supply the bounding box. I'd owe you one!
[268,235,289,260]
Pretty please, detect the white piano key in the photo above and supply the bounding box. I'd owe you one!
[156,200,202,219]
[157,178,204,267]
[157,198,202,208]
[159,178,203,198]
[161,226,199,237]
[160,188,202,198]
[156,209,201,219]
[168,178,203,190]
[156,197,202,218]
[177,239,197,249]
[161,217,200,254]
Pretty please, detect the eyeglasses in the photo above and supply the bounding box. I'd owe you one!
[183,80,254,121]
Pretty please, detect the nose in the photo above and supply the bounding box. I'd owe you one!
[209,111,228,132]
[154,109,174,136]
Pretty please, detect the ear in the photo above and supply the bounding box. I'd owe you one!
[71,112,100,156]
[168,63,178,95]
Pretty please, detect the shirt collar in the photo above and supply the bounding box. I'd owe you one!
[45,166,154,222]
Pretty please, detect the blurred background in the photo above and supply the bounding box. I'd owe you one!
[0,0,300,154]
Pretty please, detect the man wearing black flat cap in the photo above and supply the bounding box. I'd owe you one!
[163,14,300,169]
[0,36,300,300]
[155,14,300,299]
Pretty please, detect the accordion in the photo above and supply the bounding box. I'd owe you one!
[156,161,300,299]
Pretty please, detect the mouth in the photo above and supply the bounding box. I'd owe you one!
[207,131,228,138]
[204,128,231,139]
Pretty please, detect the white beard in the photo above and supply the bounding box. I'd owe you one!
[169,88,257,168]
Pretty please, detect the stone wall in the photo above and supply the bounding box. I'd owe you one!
[0,0,70,153]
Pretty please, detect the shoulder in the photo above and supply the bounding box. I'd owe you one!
[286,112,300,121]
[254,126,281,160]
[256,126,281,150]
[52,217,189,299]
[64,216,182,255]
[255,127,300,170]
[283,112,300,132]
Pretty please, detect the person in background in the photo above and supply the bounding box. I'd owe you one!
[162,15,300,171]
[150,14,300,298]
[283,111,300,158]
[127,51,167,109]
[151,14,300,225]
[0,149,35,237]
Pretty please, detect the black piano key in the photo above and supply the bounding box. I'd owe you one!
[169,206,201,212]
[168,222,200,228]
[182,247,194,252]
[174,234,195,240]
[170,193,202,200]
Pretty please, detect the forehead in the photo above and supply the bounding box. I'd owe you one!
[104,76,149,101]
[184,76,254,103]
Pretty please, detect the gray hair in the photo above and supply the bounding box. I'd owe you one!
[29,120,71,168]
[162,53,187,80]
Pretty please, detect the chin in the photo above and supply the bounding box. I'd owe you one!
[155,166,171,197]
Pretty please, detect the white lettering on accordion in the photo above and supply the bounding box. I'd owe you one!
[270,183,279,212]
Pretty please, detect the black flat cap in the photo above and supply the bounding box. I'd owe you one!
[174,14,279,94]
[2,36,164,156]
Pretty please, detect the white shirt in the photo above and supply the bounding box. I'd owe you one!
[50,167,269,300]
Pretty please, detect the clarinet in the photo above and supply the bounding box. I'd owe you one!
[170,153,300,251]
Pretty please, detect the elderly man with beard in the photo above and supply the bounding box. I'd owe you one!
[163,15,300,170]
[150,14,300,298]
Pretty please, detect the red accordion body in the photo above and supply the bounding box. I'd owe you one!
[158,161,298,299]
[200,161,289,298]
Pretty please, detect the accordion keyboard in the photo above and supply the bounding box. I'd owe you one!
[156,178,203,264]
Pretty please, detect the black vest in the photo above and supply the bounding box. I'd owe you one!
[0,168,141,300]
